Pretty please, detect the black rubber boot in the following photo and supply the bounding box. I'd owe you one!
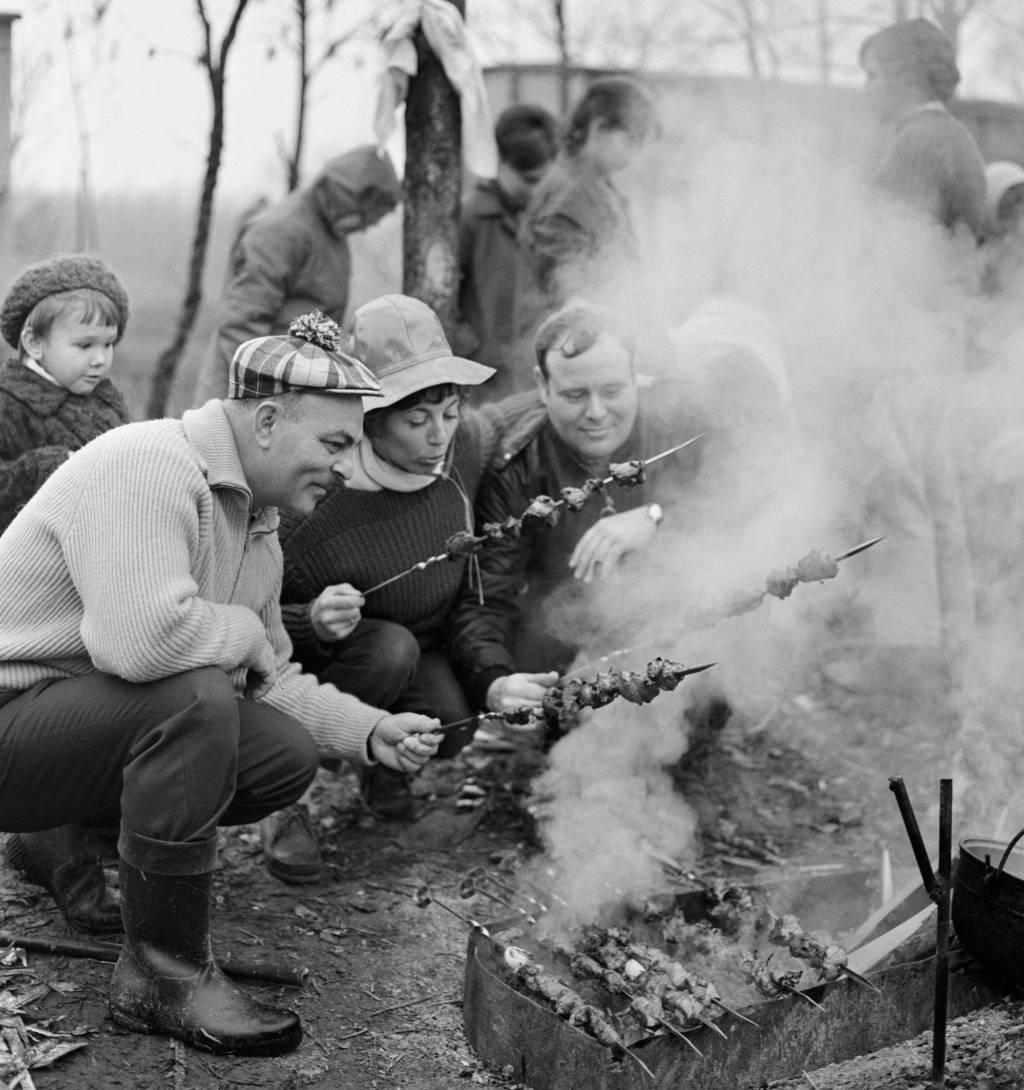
[4,825,123,935]
[109,860,302,1056]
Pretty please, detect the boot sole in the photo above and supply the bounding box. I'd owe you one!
[109,1005,303,1056]
[263,856,323,885]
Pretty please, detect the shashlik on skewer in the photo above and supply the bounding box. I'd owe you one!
[560,948,705,1057]
[436,657,715,735]
[581,928,730,1040]
[362,436,703,595]
[500,945,656,1077]
[685,543,871,631]
[413,887,654,1075]
[586,926,756,1031]
[704,879,879,993]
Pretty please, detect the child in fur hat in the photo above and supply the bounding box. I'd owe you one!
[0,253,132,532]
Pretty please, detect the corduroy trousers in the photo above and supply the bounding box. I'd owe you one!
[0,666,318,875]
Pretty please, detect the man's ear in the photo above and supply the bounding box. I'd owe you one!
[252,400,280,449]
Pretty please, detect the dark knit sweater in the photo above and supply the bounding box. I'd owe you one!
[0,357,130,532]
[279,410,497,655]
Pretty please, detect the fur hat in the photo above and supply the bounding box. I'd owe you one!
[229,310,383,400]
[0,253,130,349]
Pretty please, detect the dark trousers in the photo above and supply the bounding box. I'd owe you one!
[0,667,318,875]
[304,619,474,758]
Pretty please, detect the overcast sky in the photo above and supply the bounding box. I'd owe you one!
[8,1,1024,198]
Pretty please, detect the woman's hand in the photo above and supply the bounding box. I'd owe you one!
[310,583,364,642]
[486,672,559,714]
[369,713,442,772]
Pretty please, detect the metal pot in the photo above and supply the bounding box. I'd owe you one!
[952,829,1024,984]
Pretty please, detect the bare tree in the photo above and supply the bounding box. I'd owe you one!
[271,0,375,193]
[403,0,464,334]
[146,0,251,420]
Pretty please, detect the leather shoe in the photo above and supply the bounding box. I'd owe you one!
[360,765,415,820]
[4,826,123,935]
[258,805,322,885]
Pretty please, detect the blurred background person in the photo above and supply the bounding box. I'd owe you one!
[456,103,558,402]
[518,76,660,332]
[979,160,1024,295]
[860,18,986,243]
[192,145,401,405]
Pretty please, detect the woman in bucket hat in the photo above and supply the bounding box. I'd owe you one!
[262,295,497,879]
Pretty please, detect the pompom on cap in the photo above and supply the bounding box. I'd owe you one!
[228,309,384,400]
[0,253,130,349]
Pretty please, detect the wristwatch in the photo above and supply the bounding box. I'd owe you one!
[646,503,664,527]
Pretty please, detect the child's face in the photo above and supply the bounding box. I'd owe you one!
[25,313,118,395]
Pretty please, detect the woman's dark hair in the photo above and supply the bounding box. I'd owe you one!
[533,302,636,379]
[364,383,464,435]
[563,76,659,157]
[859,18,960,103]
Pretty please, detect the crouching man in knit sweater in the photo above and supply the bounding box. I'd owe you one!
[0,314,440,1057]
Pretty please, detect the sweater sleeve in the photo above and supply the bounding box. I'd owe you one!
[60,441,270,682]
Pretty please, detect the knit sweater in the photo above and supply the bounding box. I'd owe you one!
[0,357,130,532]
[279,410,496,654]
[0,399,384,762]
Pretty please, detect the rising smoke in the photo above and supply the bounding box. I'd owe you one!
[520,76,1024,932]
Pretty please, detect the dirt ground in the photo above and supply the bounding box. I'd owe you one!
[3,639,1024,1090]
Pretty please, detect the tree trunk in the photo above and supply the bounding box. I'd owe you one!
[402,0,464,338]
[146,0,250,419]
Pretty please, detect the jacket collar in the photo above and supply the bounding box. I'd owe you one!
[180,400,280,532]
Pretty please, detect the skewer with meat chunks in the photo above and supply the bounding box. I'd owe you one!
[559,948,705,1057]
[737,949,826,1011]
[501,945,656,1078]
[362,436,703,595]
[705,880,880,993]
[683,537,884,633]
[582,928,730,1040]
[435,657,715,735]
[413,887,655,1077]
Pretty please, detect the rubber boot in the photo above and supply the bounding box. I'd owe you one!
[4,825,122,935]
[109,860,302,1055]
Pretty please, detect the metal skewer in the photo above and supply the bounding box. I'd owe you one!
[833,535,885,562]
[436,661,717,735]
[782,984,827,1012]
[362,436,704,597]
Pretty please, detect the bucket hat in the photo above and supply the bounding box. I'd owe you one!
[345,295,494,410]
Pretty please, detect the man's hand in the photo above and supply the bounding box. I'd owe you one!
[244,642,277,700]
[310,583,364,642]
[486,672,559,714]
[569,507,657,583]
[370,713,442,773]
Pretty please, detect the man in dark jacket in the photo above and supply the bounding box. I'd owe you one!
[456,103,557,401]
[192,146,401,404]
[446,301,701,717]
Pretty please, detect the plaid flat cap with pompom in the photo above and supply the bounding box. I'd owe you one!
[0,253,130,348]
[228,310,384,399]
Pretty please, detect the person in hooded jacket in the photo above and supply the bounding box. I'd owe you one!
[192,145,401,405]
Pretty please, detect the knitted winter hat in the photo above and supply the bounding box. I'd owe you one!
[0,253,130,349]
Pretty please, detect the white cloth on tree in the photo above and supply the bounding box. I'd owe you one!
[374,0,497,179]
